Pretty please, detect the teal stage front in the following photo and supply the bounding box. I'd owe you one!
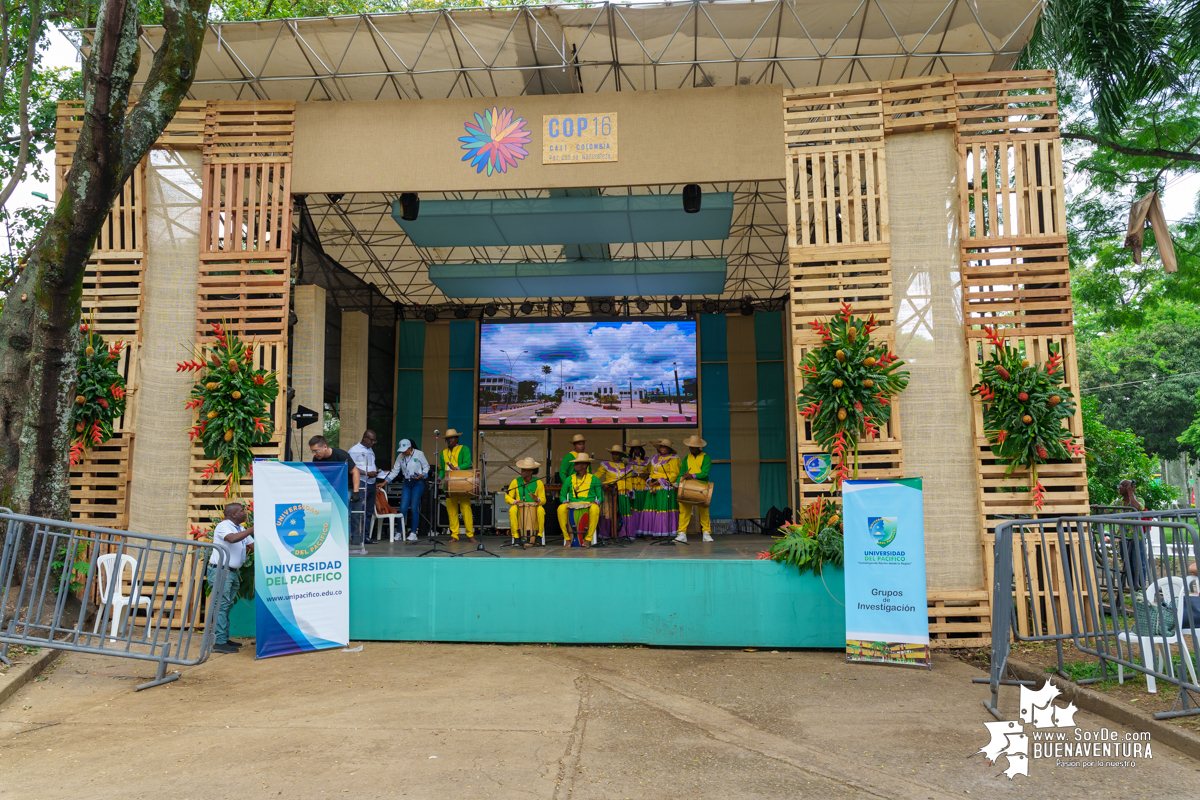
[231,549,845,647]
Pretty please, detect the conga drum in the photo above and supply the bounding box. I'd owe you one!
[677,478,714,507]
[516,501,540,546]
[566,501,592,547]
[446,469,479,496]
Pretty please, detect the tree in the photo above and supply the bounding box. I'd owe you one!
[1082,396,1178,510]
[0,0,211,520]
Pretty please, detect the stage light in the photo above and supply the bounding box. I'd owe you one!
[423,307,438,322]
[597,299,615,315]
[399,192,420,221]
[636,298,650,313]
[683,184,702,214]
[740,298,755,316]
[561,301,576,314]
[483,303,498,317]
[702,299,718,314]
[454,306,469,319]
[669,295,683,310]
[326,193,345,205]
[520,301,534,315]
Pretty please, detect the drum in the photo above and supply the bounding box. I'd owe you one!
[516,501,539,544]
[677,478,714,508]
[446,469,479,496]
[566,501,592,547]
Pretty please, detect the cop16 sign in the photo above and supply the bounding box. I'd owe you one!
[542,112,618,164]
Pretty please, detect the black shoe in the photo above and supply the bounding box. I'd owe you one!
[213,642,239,654]
[225,639,243,647]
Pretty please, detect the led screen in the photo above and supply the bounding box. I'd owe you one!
[479,320,698,427]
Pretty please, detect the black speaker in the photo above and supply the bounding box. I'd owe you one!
[399,192,420,221]
[683,184,702,214]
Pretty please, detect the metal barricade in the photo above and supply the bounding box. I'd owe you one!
[986,512,1200,721]
[0,509,228,691]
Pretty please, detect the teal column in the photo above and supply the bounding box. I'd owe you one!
[699,314,733,520]
[395,320,425,450]
[447,320,477,444]
[755,311,789,516]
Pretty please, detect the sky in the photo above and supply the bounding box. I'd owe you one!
[480,320,697,393]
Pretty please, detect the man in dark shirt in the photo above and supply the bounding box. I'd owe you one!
[309,435,364,547]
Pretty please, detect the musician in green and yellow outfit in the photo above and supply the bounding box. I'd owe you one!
[438,428,474,540]
[558,433,588,484]
[557,453,602,546]
[505,457,545,545]
[675,434,712,543]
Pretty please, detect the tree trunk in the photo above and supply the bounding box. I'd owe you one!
[0,0,211,527]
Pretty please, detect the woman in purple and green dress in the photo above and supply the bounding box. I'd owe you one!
[642,439,681,537]
[625,440,649,536]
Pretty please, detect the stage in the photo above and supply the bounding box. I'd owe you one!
[231,534,846,648]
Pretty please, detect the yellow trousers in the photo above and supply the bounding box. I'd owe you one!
[508,505,545,538]
[678,503,711,533]
[445,495,474,537]
[558,503,599,543]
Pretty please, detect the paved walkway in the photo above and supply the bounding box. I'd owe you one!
[1,644,1197,798]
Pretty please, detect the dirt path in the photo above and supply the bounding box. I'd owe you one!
[0,644,1197,799]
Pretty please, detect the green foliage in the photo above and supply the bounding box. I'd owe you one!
[761,498,843,576]
[50,541,88,595]
[179,323,280,496]
[1083,396,1178,510]
[972,327,1082,491]
[1077,303,1200,461]
[69,320,128,465]
[796,304,908,485]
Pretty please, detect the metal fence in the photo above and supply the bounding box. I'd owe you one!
[0,509,228,690]
[986,511,1200,720]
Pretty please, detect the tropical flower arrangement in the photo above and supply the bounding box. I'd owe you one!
[190,502,255,601]
[758,497,844,576]
[971,325,1084,509]
[176,322,279,498]
[69,318,127,466]
[796,303,909,487]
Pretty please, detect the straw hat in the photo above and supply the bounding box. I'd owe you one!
[515,457,540,470]
[571,453,594,464]
[683,435,706,448]
[444,428,462,439]
[656,438,673,449]
[571,433,587,443]
[608,444,625,454]
[626,438,644,448]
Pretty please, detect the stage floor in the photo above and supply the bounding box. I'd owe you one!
[358,533,777,560]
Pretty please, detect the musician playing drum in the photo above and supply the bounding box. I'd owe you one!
[675,435,713,544]
[438,428,475,541]
[505,457,545,545]
[557,453,601,547]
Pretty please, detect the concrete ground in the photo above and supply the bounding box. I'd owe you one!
[0,644,1198,799]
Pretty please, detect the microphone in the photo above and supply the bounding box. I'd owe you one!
[434,429,440,436]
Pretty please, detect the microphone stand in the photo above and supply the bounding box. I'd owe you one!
[418,429,454,557]
[455,431,499,558]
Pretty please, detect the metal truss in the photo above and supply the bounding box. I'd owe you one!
[302,181,790,308]
[64,1,1042,102]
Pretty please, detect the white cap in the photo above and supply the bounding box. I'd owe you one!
[399,439,412,451]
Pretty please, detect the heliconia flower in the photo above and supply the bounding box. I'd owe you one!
[864,313,877,333]
[68,441,85,466]
[79,323,88,333]
[978,384,995,401]
[1032,481,1046,511]
[874,392,889,406]
[252,375,266,386]
[89,421,103,445]
[998,429,1008,444]
[1036,445,1048,460]
[175,359,207,373]
[184,398,203,410]
[110,382,125,400]
[756,551,773,560]
[253,417,267,434]
[838,301,853,321]
[200,461,219,480]
[243,347,253,363]
[187,425,201,441]
[983,325,1006,348]
[1063,438,1085,458]
[108,340,125,359]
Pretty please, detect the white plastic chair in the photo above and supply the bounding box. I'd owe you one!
[373,512,407,542]
[1117,577,1200,692]
[93,554,151,640]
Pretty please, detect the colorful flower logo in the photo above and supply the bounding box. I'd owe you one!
[459,107,531,176]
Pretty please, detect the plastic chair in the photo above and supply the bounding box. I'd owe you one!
[373,512,407,542]
[1117,577,1200,692]
[93,554,151,640]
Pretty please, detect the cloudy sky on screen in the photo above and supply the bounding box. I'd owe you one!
[480,321,696,390]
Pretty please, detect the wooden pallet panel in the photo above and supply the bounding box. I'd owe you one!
[927,589,992,648]
[786,145,889,251]
[784,82,884,146]
[796,440,904,511]
[196,254,290,342]
[82,256,146,340]
[203,101,296,162]
[881,74,958,134]
[56,100,207,163]
[70,432,134,529]
[199,160,292,254]
[959,136,1067,242]
[962,238,1072,336]
[954,71,1058,138]
[790,248,894,346]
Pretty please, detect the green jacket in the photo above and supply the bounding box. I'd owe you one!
[683,452,711,481]
[438,444,472,478]
[559,451,586,484]
[560,471,602,504]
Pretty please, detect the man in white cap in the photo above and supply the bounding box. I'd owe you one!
[559,433,588,485]
[381,438,430,541]
[676,434,713,543]
[438,429,475,540]
[505,457,546,545]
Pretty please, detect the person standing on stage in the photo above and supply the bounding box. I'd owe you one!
[559,433,588,484]
[347,430,380,543]
[625,440,649,537]
[644,439,681,537]
[675,435,713,543]
[505,457,546,545]
[309,435,364,545]
[438,429,475,541]
[380,438,429,541]
[558,454,602,547]
[595,445,632,540]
